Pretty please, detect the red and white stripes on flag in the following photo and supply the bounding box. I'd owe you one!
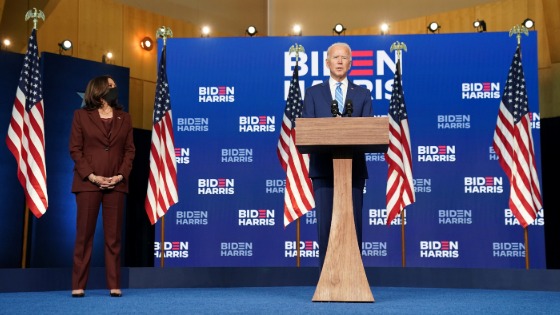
[385,60,415,225]
[6,29,48,218]
[493,45,542,228]
[277,61,315,227]
[145,46,178,225]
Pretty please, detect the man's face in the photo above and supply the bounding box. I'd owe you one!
[326,45,351,81]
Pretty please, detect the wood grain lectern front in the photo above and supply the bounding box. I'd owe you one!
[295,117,389,303]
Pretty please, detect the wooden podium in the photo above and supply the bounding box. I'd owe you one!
[295,117,389,302]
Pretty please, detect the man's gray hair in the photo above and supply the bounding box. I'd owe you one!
[326,42,352,60]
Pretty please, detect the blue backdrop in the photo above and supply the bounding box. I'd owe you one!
[156,32,544,268]
[0,51,26,268]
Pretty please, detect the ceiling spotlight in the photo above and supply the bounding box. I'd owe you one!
[60,39,72,50]
[292,24,302,36]
[201,26,211,37]
[427,22,440,33]
[473,19,487,32]
[333,23,346,35]
[380,23,389,35]
[58,39,72,54]
[522,18,534,29]
[140,36,153,51]
[102,51,113,64]
[246,25,258,37]
[1,38,11,50]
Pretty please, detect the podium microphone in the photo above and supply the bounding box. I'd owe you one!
[344,99,353,117]
[331,100,339,117]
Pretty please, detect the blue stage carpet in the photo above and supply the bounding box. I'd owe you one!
[1,286,559,314]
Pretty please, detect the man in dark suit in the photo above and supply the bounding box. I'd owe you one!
[302,42,373,268]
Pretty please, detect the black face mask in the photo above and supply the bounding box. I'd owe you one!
[103,87,119,104]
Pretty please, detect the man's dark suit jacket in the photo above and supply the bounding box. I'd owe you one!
[69,108,135,193]
[302,79,373,179]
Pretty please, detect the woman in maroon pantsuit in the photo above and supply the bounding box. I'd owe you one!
[69,75,135,298]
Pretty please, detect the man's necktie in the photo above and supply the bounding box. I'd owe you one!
[335,82,343,114]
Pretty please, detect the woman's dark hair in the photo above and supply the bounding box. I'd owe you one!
[82,75,123,110]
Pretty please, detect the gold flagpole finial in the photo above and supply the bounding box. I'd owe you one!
[509,25,529,45]
[289,43,305,63]
[390,41,407,61]
[25,8,45,30]
[156,26,174,47]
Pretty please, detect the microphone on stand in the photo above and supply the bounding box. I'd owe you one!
[331,100,339,117]
[344,99,353,117]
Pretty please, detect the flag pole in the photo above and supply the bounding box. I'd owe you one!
[296,218,301,267]
[278,43,313,268]
[524,228,530,269]
[390,41,408,267]
[509,24,531,270]
[160,216,165,268]
[21,206,30,268]
[19,8,45,269]
[155,25,174,268]
[289,43,305,268]
[400,211,406,267]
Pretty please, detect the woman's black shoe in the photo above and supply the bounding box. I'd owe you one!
[71,292,85,298]
[110,292,122,297]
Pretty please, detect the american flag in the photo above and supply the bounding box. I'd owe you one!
[276,61,315,227]
[6,29,48,218]
[145,46,178,225]
[492,45,542,228]
[385,60,415,225]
